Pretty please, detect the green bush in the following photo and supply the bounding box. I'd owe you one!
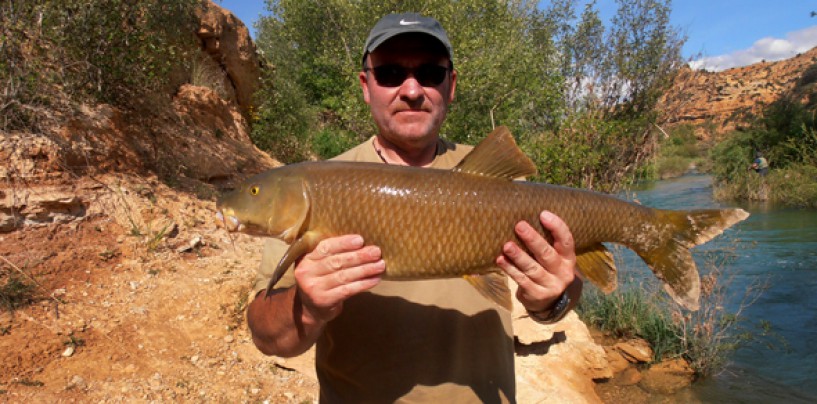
[1,272,37,311]
[1,0,200,131]
[709,94,817,207]
[521,115,658,191]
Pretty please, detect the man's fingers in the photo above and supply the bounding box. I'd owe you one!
[499,238,549,283]
[497,251,539,288]
[308,235,365,259]
[513,220,557,277]
[539,211,575,259]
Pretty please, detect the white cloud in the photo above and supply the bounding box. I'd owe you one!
[690,25,817,71]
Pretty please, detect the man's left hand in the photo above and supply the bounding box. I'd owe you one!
[496,210,577,313]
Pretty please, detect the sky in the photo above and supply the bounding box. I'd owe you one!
[217,1,817,71]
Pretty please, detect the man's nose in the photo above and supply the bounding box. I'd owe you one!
[398,75,423,100]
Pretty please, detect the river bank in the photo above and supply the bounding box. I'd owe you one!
[626,174,817,401]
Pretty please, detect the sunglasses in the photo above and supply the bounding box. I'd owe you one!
[364,64,451,87]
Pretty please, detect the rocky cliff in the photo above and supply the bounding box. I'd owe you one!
[659,46,817,140]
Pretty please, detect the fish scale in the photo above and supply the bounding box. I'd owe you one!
[217,126,749,310]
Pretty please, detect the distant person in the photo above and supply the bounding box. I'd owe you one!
[750,151,769,176]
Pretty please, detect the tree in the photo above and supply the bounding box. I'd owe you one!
[252,0,565,161]
[252,0,685,192]
[523,0,685,190]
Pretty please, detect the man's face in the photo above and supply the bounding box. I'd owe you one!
[359,34,457,149]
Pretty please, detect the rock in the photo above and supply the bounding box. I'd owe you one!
[66,375,86,390]
[639,358,695,395]
[177,235,204,253]
[510,281,610,403]
[659,47,817,139]
[615,367,642,386]
[196,0,261,116]
[604,346,631,374]
[615,339,653,363]
[0,183,86,232]
[62,346,75,357]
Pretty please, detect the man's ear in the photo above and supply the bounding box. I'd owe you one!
[448,69,457,103]
[359,70,372,104]
[359,54,372,105]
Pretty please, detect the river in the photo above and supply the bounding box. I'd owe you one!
[624,174,817,402]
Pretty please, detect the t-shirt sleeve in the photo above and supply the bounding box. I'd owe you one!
[251,238,297,298]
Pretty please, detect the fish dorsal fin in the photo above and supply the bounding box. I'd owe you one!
[453,126,538,180]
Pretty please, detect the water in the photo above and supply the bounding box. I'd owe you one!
[624,174,817,402]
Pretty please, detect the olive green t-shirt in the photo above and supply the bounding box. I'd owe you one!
[253,137,516,403]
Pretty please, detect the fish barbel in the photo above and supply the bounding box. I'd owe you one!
[217,127,749,310]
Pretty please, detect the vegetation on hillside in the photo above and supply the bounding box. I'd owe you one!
[1,0,201,132]
[252,0,685,192]
[709,63,817,207]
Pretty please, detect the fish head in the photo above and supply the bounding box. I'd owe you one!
[216,167,310,243]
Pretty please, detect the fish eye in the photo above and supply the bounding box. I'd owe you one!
[249,186,260,196]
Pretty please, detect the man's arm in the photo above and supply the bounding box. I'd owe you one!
[497,210,582,315]
[247,235,385,357]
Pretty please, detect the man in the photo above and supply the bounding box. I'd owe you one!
[247,13,582,402]
[750,151,769,176]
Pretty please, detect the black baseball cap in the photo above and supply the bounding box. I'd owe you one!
[362,13,453,63]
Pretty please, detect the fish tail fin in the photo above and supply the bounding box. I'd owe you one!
[464,273,513,311]
[637,208,749,311]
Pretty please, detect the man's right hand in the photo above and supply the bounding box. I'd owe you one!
[247,234,384,357]
[294,235,385,324]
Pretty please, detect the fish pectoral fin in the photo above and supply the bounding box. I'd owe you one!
[575,244,617,294]
[464,272,512,311]
[265,231,326,296]
[453,126,537,180]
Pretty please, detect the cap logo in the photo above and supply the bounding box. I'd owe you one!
[399,19,421,26]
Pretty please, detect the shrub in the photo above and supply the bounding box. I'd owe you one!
[0,0,200,131]
[1,272,37,312]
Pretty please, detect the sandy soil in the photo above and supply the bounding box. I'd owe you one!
[0,178,319,402]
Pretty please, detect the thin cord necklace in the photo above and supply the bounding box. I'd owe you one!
[373,138,390,164]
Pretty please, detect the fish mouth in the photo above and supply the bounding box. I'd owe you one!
[215,210,242,232]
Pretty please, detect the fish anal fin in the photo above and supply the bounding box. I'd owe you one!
[464,272,512,311]
[453,126,537,180]
[575,244,617,294]
[265,230,326,296]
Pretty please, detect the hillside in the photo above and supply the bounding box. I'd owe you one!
[659,47,817,140]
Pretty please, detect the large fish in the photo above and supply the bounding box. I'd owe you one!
[217,127,749,311]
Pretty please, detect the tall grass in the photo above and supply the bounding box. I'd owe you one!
[577,241,775,377]
[578,283,684,361]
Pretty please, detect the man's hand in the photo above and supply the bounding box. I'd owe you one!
[247,234,384,357]
[496,210,578,313]
[294,235,386,324]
